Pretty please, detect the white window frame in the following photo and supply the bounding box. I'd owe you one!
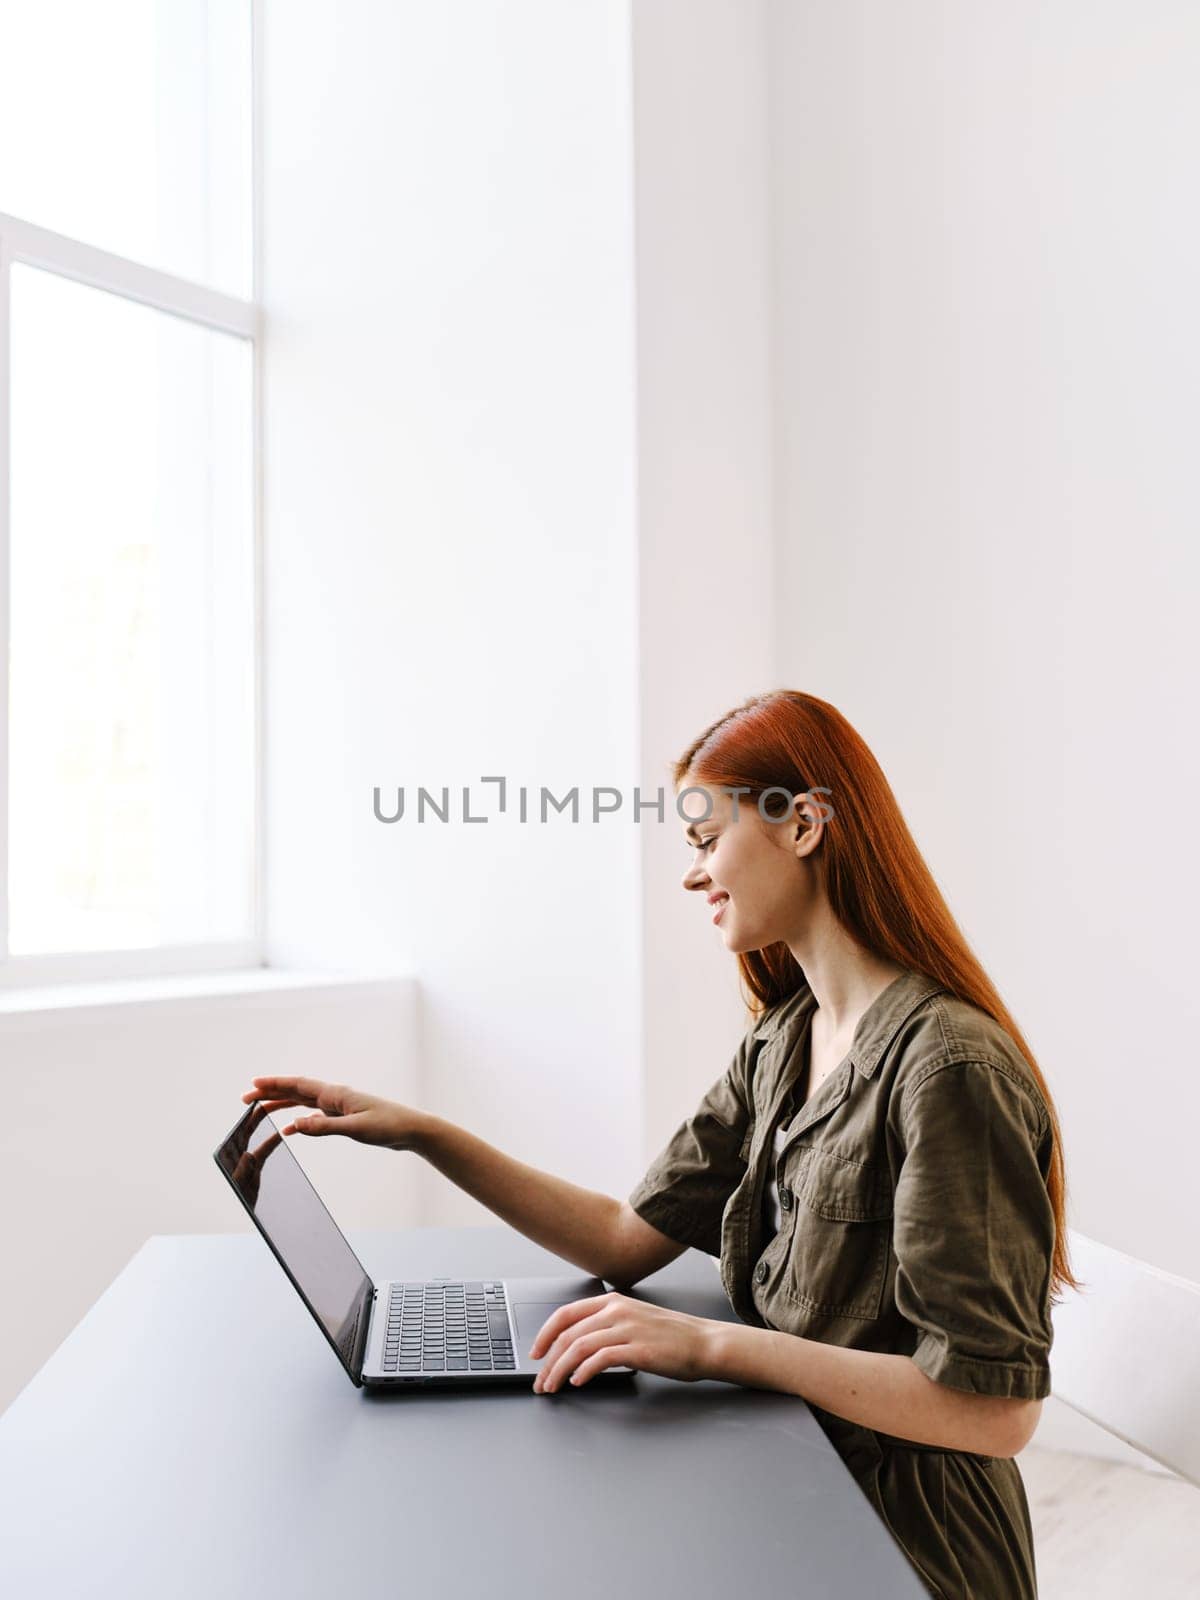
[0,13,264,990]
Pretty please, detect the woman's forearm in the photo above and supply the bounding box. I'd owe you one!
[413,1114,626,1283]
[703,1323,1035,1457]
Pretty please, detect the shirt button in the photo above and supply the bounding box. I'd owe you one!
[780,1189,793,1212]
[754,1260,769,1285]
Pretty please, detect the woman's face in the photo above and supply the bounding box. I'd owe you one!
[678,780,819,954]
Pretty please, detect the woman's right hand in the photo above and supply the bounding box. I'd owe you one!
[241,1076,428,1152]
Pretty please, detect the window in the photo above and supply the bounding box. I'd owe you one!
[0,1,259,985]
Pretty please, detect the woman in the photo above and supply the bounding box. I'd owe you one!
[245,689,1075,1600]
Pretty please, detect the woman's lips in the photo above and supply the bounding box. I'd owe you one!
[712,896,729,925]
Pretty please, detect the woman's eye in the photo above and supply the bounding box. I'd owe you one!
[698,836,716,851]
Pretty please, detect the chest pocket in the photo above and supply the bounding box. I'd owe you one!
[779,1147,894,1321]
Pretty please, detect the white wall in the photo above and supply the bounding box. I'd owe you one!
[632,0,777,1147]
[766,0,1200,1288]
[258,1,647,1215]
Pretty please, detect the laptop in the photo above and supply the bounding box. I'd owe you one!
[214,1099,636,1389]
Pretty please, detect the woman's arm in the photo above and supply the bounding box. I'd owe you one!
[704,1323,1042,1457]
[417,1117,684,1286]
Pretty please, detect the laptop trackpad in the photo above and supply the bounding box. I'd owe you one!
[513,1301,634,1374]
[513,1302,567,1345]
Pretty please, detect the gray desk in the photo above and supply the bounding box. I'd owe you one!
[0,1227,925,1598]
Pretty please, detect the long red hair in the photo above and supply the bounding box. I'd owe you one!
[677,688,1079,1302]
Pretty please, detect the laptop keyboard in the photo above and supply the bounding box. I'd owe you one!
[379,1281,517,1374]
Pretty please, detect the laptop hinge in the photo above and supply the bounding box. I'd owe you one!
[350,1281,376,1384]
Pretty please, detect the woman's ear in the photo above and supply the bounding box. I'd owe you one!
[790,792,824,857]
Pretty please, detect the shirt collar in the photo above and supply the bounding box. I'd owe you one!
[751,966,947,1078]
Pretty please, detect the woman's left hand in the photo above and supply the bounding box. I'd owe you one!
[528,1290,717,1392]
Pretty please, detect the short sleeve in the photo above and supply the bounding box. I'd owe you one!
[626,1030,754,1258]
[892,1060,1055,1400]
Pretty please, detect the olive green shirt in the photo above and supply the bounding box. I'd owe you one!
[628,968,1055,1600]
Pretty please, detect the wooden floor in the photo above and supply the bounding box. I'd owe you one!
[1020,1443,1200,1598]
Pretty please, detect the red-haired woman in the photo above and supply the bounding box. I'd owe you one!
[246,689,1074,1600]
[620,688,1074,1599]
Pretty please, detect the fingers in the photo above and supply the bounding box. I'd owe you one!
[531,1304,616,1389]
[534,1332,635,1393]
[242,1076,328,1105]
[241,1097,301,1114]
[527,1293,611,1359]
[238,1078,371,1141]
[560,1346,637,1390]
[292,1112,352,1136]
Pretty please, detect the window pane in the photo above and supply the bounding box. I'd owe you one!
[7,263,255,955]
[0,0,251,297]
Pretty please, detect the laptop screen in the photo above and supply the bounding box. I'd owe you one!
[214,1102,373,1382]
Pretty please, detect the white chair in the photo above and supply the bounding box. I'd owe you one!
[1019,1228,1200,1598]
